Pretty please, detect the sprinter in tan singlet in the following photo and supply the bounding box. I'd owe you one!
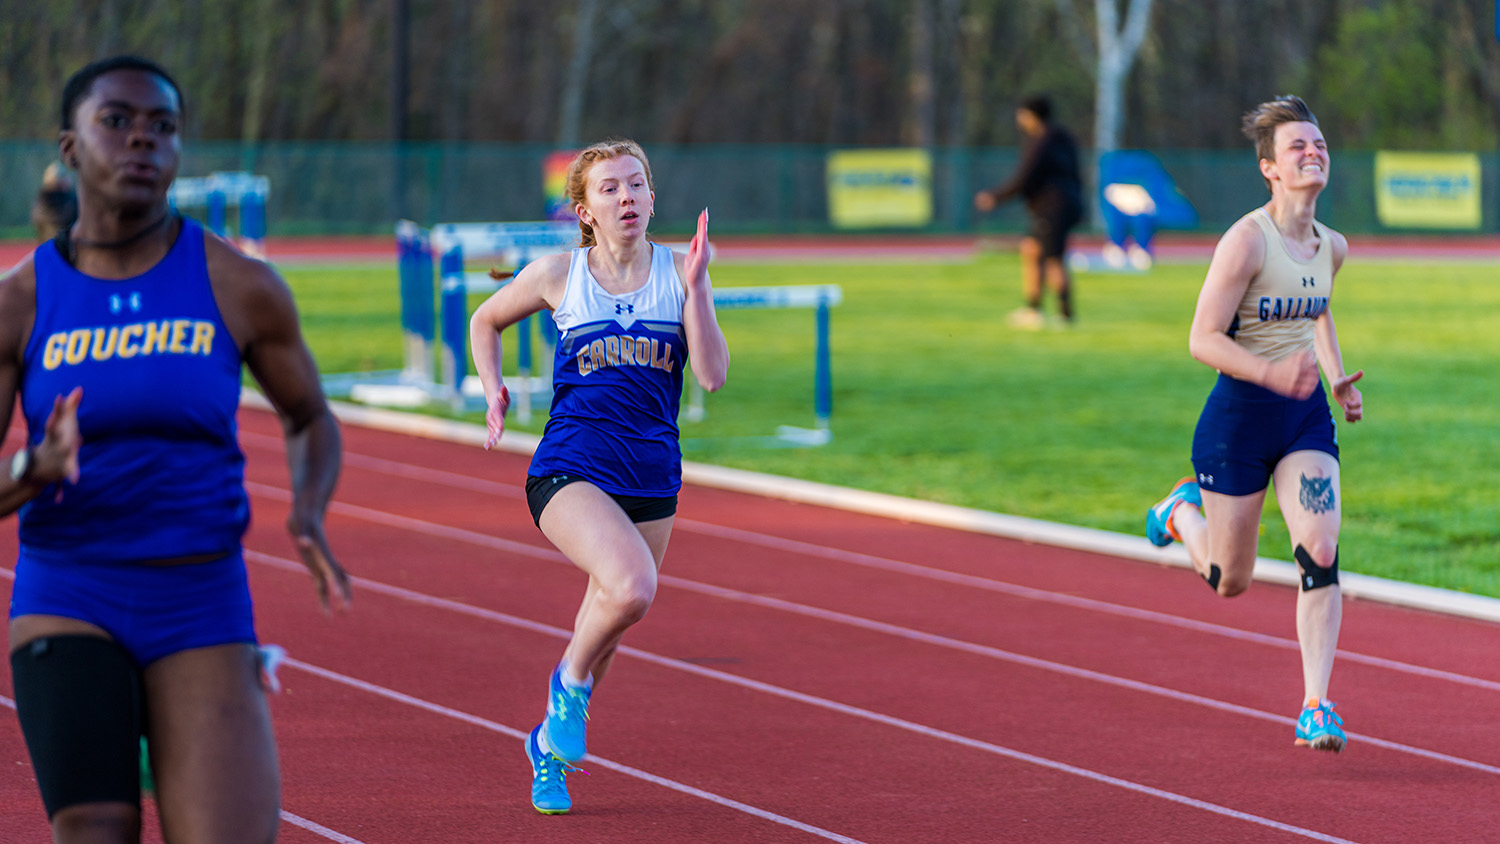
[1144,96,1364,752]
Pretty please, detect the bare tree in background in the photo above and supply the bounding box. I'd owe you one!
[558,0,600,146]
[907,0,936,147]
[0,0,1491,151]
[1054,0,1155,156]
[906,0,966,148]
[1091,0,1153,155]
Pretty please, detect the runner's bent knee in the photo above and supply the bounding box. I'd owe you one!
[1216,574,1251,598]
[597,567,656,623]
[1296,537,1338,569]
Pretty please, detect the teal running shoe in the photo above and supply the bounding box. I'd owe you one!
[1295,698,1346,752]
[527,724,583,814]
[1146,477,1202,547]
[541,666,591,763]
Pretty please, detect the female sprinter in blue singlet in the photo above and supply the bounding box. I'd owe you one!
[0,57,350,843]
[469,139,729,814]
[1144,96,1363,753]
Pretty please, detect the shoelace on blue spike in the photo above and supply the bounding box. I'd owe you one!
[537,752,589,793]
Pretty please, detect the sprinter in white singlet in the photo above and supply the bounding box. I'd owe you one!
[1144,96,1364,753]
[468,140,729,813]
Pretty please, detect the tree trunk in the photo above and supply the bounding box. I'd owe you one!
[906,0,936,148]
[1092,0,1154,154]
[241,0,277,145]
[558,0,600,147]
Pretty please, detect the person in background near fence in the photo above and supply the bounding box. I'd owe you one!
[1144,95,1362,753]
[2,55,351,843]
[469,139,729,814]
[973,94,1085,330]
[31,161,78,241]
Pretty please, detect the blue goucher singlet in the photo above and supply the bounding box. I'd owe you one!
[18,218,249,564]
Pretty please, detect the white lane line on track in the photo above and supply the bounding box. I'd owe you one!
[674,519,1500,695]
[241,475,1500,696]
[237,557,1364,844]
[276,661,872,844]
[238,404,1500,626]
[0,692,369,844]
[241,549,1500,778]
[276,813,371,844]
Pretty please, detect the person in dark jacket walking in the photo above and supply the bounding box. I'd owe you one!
[975,95,1085,329]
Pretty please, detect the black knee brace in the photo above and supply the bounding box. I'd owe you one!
[10,636,143,817]
[1295,545,1340,591]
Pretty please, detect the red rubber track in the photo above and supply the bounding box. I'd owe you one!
[4,410,1500,843]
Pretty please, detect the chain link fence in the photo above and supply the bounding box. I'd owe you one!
[1,141,1495,239]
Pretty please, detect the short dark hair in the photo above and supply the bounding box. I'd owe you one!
[1240,95,1319,193]
[61,56,184,131]
[1240,95,1318,164]
[1020,95,1053,123]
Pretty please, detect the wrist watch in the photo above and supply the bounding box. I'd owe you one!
[9,447,35,484]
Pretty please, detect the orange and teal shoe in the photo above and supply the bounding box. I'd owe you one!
[526,724,585,814]
[1146,477,1202,547]
[1294,698,1346,752]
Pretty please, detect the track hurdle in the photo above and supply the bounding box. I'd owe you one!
[395,220,436,385]
[430,221,581,415]
[687,284,841,445]
[377,220,578,410]
[169,171,269,258]
[489,281,843,445]
[381,223,840,444]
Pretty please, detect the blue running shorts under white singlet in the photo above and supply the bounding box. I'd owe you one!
[1191,373,1339,497]
[8,550,257,667]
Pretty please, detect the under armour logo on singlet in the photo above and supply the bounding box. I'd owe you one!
[108,292,143,314]
[615,303,634,315]
[1302,276,1315,287]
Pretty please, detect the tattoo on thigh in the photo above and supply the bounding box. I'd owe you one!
[1299,474,1335,514]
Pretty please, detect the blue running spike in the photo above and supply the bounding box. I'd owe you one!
[1295,698,1346,752]
[1146,477,1202,547]
[541,665,592,763]
[527,724,585,814]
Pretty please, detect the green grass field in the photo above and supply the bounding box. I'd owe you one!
[284,250,1500,598]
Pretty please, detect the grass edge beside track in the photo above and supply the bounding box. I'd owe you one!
[244,392,1500,627]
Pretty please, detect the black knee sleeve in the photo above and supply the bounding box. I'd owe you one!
[1295,545,1339,591]
[10,636,143,817]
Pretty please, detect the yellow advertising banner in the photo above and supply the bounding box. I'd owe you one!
[826,149,933,229]
[1374,152,1482,229]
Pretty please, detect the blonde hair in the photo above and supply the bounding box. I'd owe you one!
[566,139,654,247]
[1241,95,1319,193]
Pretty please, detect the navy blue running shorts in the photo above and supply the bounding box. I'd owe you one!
[526,474,678,527]
[9,550,258,666]
[1191,373,1339,497]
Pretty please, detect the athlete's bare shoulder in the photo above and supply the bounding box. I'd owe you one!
[527,249,574,279]
[202,227,280,289]
[0,252,38,309]
[201,227,299,350]
[1320,221,1349,272]
[512,249,573,306]
[1207,213,1268,281]
[670,245,691,288]
[0,253,39,361]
